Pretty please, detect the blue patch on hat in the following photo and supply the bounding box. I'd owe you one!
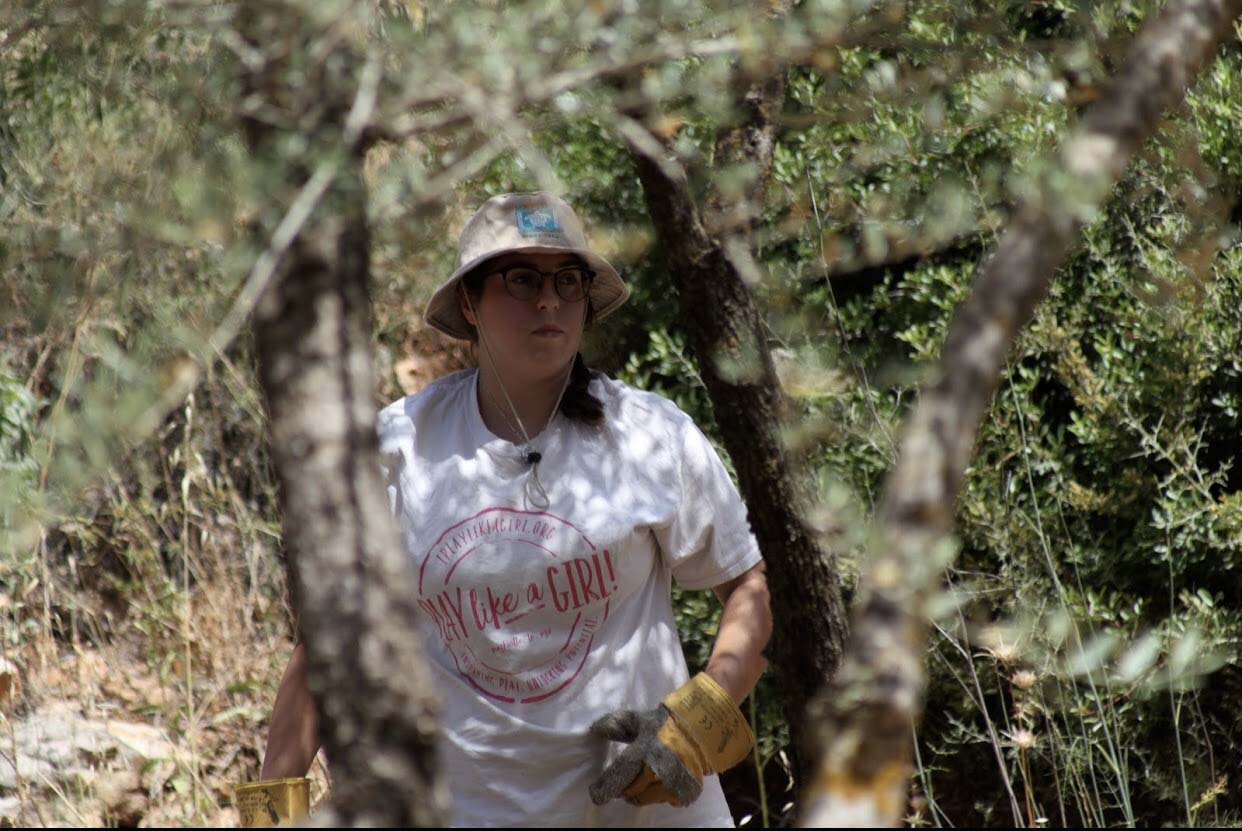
[515,207,560,236]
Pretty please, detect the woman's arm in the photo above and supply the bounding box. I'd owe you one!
[589,562,771,806]
[260,642,322,779]
[705,562,773,705]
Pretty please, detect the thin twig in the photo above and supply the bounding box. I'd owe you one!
[1007,371,1135,825]
[132,162,339,444]
[937,599,1024,826]
[806,171,897,458]
[379,36,743,144]
[615,116,686,185]
[411,135,509,209]
[460,87,562,194]
[344,50,383,150]
[181,392,199,823]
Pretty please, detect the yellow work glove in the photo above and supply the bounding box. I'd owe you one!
[235,777,310,827]
[588,672,754,807]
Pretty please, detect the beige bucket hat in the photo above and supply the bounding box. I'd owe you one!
[424,192,630,340]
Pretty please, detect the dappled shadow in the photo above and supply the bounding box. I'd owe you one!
[376,366,756,823]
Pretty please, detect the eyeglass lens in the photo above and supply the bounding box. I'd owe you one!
[501,267,591,302]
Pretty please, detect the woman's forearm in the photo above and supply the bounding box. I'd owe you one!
[705,563,773,705]
[260,642,322,780]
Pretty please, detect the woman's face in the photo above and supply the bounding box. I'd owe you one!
[460,252,589,384]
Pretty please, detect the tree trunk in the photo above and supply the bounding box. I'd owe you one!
[800,0,1242,825]
[239,8,444,825]
[623,0,849,784]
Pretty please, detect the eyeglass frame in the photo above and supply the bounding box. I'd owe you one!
[486,262,596,303]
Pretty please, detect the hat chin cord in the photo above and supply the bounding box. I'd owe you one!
[463,293,581,510]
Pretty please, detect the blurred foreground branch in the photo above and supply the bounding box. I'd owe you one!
[237,5,443,824]
[800,0,1242,825]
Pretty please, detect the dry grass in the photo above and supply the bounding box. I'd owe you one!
[0,309,467,827]
[0,544,335,827]
[2,386,290,825]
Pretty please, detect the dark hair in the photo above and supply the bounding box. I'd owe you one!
[459,268,605,427]
[562,352,604,425]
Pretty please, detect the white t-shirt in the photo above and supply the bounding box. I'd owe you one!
[377,369,763,827]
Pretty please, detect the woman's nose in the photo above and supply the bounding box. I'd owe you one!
[535,276,561,310]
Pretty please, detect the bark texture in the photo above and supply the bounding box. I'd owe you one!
[800,1,1242,825]
[240,9,444,825]
[251,184,444,827]
[624,0,849,783]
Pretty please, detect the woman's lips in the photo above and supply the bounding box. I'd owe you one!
[532,326,564,336]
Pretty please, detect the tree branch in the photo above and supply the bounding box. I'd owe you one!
[623,0,851,789]
[237,6,444,823]
[367,1,906,151]
[800,0,1242,825]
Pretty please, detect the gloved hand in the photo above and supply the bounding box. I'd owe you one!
[588,672,754,808]
[235,777,310,827]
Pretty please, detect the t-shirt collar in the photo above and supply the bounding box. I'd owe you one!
[466,368,565,465]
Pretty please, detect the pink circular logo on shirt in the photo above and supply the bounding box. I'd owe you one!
[416,507,618,704]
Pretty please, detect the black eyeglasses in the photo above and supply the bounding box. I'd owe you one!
[490,264,595,303]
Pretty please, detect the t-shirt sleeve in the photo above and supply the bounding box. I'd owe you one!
[376,401,411,521]
[652,409,763,591]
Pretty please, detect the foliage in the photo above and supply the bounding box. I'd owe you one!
[2,0,1241,826]
[0,370,39,499]
[756,2,1242,825]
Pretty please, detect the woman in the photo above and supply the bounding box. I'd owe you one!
[258,192,772,827]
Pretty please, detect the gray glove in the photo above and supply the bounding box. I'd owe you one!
[588,705,704,807]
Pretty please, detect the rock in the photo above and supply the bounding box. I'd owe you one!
[94,768,140,806]
[0,703,183,827]
[0,702,100,789]
[0,796,24,823]
[0,702,183,790]
[140,759,176,797]
[94,768,148,827]
[104,719,178,762]
[101,673,171,708]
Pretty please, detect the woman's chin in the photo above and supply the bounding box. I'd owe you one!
[521,351,577,381]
